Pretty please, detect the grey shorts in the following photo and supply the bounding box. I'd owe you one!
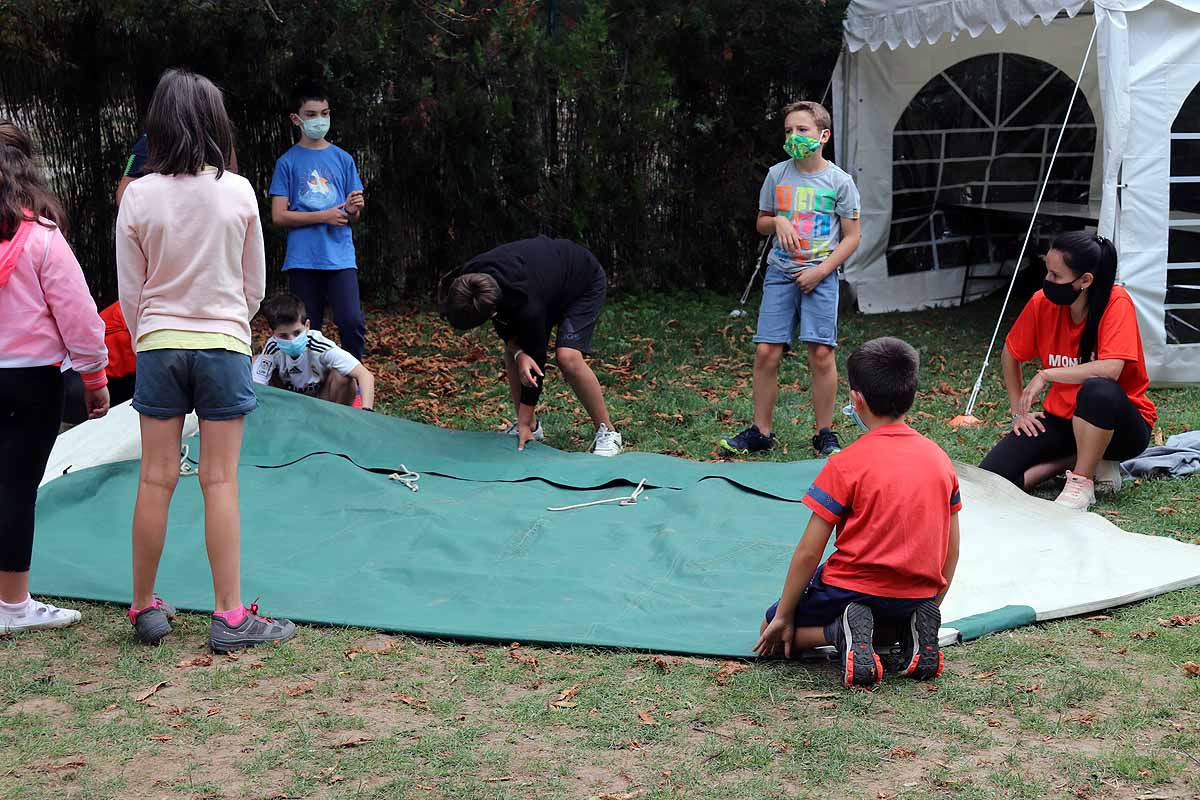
[753,266,839,347]
[133,349,257,421]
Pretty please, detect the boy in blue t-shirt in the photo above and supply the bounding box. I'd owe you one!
[269,85,367,359]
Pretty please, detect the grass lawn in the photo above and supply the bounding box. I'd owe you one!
[3,290,1199,800]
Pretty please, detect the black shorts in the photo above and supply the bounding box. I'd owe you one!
[554,254,606,356]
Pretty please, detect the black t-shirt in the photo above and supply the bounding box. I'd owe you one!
[463,236,599,405]
[123,134,149,179]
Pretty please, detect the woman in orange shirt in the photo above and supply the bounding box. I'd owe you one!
[979,232,1156,511]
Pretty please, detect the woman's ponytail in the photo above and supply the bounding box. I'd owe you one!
[1050,230,1117,364]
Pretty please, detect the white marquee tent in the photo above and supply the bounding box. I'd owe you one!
[832,0,1200,383]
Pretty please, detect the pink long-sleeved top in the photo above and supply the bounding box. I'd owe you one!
[115,169,266,346]
[0,218,108,387]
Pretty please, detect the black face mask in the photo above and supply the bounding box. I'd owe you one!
[1043,277,1083,306]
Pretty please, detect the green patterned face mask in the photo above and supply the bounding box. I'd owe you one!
[784,132,822,160]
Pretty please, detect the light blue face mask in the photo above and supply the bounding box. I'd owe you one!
[842,402,868,433]
[277,331,308,358]
[300,116,330,141]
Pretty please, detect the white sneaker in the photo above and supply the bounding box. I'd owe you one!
[1054,471,1096,511]
[591,424,624,457]
[504,420,545,441]
[1094,459,1123,495]
[0,597,82,634]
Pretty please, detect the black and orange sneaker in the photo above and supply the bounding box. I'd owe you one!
[896,600,944,680]
[829,602,882,689]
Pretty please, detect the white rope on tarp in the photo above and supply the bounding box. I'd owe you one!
[389,465,421,492]
[179,444,196,476]
[547,478,647,512]
[962,22,1099,419]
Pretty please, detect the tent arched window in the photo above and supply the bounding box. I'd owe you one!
[1167,80,1200,345]
[888,53,1097,277]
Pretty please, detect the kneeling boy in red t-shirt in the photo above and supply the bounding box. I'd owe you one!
[754,336,961,689]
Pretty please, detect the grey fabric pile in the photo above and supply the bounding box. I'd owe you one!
[1121,431,1200,478]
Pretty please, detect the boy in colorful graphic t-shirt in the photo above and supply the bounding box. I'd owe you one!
[721,101,861,459]
[269,84,367,360]
[753,337,961,689]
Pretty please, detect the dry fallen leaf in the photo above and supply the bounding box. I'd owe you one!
[1084,614,1112,621]
[481,776,514,783]
[598,792,646,800]
[947,414,983,429]
[1154,506,1180,515]
[1017,683,1043,693]
[147,734,173,742]
[74,679,100,687]
[1087,628,1113,638]
[889,746,916,759]
[1130,629,1159,640]
[43,759,86,772]
[344,637,397,660]
[1183,661,1200,677]
[285,681,316,697]
[135,681,169,703]
[637,710,659,726]
[549,684,581,709]
[645,655,673,673]
[330,736,373,748]
[1159,614,1200,627]
[1114,647,1129,655]
[392,692,428,708]
[714,660,749,685]
[176,654,213,669]
[973,671,997,680]
[205,706,221,717]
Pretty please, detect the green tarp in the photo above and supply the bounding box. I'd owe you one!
[30,387,998,656]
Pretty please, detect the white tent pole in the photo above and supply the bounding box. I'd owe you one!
[962,22,1099,420]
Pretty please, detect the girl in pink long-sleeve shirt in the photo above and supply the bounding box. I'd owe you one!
[116,69,295,652]
[0,122,110,634]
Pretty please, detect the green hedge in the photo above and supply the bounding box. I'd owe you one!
[0,0,847,303]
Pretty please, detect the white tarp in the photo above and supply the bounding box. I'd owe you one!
[940,463,1200,643]
[834,0,1200,384]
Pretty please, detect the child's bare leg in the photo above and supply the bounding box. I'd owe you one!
[318,371,356,405]
[752,343,785,435]
[197,417,245,613]
[132,415,186,609]
[1023,455,1075,490]
[556,347,612,429]
[807,343,837,432]
[501,347,527,422]
[791,626,830,651]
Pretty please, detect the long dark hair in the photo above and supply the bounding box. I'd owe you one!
[0,121,66,241]
[1051,230,1118,364]
[144,68,234,178]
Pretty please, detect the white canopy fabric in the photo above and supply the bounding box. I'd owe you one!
[834,0,1200,384]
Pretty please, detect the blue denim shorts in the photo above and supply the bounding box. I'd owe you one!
[133,349,257,421]
[764,565,934,628]
[753,266,839,347]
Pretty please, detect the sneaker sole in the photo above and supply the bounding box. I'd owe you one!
[210,627,297,654]
[1,611,82,634]
[841,603,882,688]
[903,600,944,680]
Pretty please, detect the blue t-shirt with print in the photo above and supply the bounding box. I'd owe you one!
[269,143,363,271]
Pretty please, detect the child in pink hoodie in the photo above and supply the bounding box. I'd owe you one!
[116,69,295,652]
[0,121,110,634]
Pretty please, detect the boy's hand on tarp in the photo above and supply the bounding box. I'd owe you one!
[754,615,795,659]
[517,423,536,451]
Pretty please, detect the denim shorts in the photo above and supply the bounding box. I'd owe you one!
[133,349,257,421]
[753,266,839,347]
[764,565,934,628]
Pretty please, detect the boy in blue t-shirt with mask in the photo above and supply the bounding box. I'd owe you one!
[269,84,367,360]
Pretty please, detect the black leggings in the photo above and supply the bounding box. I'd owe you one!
[980,377,1151,488]
[1,366,64,572]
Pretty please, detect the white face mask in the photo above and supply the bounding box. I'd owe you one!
[300,116,330,140]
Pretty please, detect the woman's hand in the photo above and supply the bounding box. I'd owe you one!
[1012,411,1046,438]
[1016,370,1049,417]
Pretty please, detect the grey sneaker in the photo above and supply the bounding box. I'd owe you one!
[128,597,177,646]
[209,601,296,654]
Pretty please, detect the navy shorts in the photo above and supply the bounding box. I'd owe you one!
[133,349,257,421]
[555,254,606,356]
[764,565,935,628]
